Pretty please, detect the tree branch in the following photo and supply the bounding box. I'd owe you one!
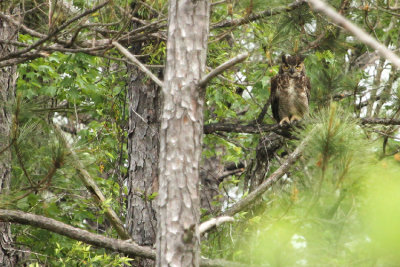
[199,216,234,234]
[204,122,282,134]
[360,117,400,125]
[112,41,164,87]
[0,209,154,258]
[0,1,110,62]
[199,53,249,88]
[307,0,400,68]
[222,127,315,216]
[211,1,307,29]
[0,210,249,267]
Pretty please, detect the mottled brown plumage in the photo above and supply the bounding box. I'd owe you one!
[270,54,311,125]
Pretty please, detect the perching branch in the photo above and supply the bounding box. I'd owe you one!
[211,1,306,29]
[222,127,315,217]
[204,122,281,134]
[199,53,249,88]
[199,216,234,234]
[0,210,249,267]
[112,41,164,87]
[307,0,400,69]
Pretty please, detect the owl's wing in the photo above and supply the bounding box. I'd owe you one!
[305,76,311,103]
[270,76,280,123]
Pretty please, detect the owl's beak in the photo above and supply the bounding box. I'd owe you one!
[289,68,294,74]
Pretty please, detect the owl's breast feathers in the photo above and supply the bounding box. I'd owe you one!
[270,74,311,124]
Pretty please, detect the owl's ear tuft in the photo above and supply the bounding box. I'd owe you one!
[297,54,306,62]
[281,54,287,64]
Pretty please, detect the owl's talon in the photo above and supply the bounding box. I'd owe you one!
[279,117,290,125]
[290,115,302,123]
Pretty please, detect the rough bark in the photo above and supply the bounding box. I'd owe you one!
[200,155,225,215]
[126,45,161,266]
[157,1,210,266]
[0,5,22,266]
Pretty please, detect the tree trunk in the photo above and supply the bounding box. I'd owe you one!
[0,7,23,266]
[126,50,161,266]
[157,1,210,266]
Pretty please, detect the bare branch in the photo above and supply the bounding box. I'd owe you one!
[199,53,249,88]
[0,12,46,38]
[0,1,110,62]
[112,41,164,87]
[361,117,400,125]
[222,127,315,217]
[307,0,400,69]
[199,216,234,234]
[0,209,154,259]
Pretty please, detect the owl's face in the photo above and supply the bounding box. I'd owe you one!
[280,55,305,78]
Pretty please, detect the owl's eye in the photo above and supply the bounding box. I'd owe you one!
[283,65,289,70]
[296,65,302,70]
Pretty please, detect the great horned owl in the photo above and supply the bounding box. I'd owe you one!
[270,54,311,125]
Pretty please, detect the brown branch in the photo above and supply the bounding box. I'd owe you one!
[199,53,249,88]
[0,12,46,38]
[211,0,306,29]
[0,209,154,258]
[360,117,400,125]
[222,127,315,216]
[112,41,164,87]
[204,122,281,134]
[0,210,249,267]
[307,0,400,68]
[0,1,110,62]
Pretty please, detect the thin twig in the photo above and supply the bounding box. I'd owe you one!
[199,53,249,88]
[112,41,164,87]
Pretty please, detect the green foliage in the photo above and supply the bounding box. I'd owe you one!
[52,242,133,267]
[3,0,400,265]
